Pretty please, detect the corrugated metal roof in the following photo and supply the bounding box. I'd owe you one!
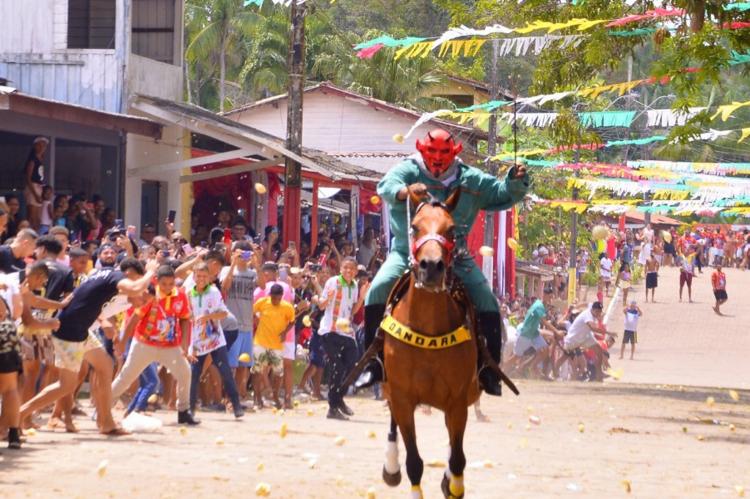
[222,81,490,140]
[133,94,381,183]
[1,87,162,138]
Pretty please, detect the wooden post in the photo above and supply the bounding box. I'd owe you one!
[282,0,306,250]
[507,208,516,299]
[311,179,319,251]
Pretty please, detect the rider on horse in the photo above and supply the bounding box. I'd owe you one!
[356,129,530,396]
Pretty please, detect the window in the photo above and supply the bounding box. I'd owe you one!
[438,94,475,109]
[67,0,116,49]
[132,0,176,64]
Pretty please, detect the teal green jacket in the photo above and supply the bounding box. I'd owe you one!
[377,157,530,254]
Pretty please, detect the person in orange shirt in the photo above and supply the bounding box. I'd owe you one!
[711,264,728,316]
[252,284,295,409]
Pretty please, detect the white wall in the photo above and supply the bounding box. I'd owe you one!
[127,54,182,100]
[228,91,458,174]
[0,52,123,112]
[230,92,438,153]
[124,124,187,229]
[0,0,58,53]
[0,0,126,113]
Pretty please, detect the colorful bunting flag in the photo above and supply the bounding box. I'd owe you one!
[711,101,750,121]
[725,2,750,12]
[579,111,636,128]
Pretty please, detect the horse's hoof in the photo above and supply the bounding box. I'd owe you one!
[382,466,401,487]
[441,473,464,499]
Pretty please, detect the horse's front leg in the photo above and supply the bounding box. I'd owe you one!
[390,395,424,498]
[382,413,402,487]
[442,405,468,499]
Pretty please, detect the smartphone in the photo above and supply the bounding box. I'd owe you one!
[114,218,123,228]
[241,250,252,260]
[288,241,296,250]
[223,227,231,243]
[182,243,195,256]
[167,210,176,224]
[310,263,322,272]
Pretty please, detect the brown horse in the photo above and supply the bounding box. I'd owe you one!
[380,188,480,499]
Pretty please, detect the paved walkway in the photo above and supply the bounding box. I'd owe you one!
[600,265,749,389]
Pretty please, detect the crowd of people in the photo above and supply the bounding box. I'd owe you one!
[0,134,744,451]
[500,220,748,384]
[0,183,396,450]
[593,223,741,313]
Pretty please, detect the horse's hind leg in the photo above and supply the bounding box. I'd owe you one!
[441,405,468,499]
[382,414,402,487]
[392,399,424,498]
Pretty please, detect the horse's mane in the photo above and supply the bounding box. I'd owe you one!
[415,197,448,214]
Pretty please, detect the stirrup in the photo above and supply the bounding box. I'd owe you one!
[478,365,503,396]
[354,357,384,392]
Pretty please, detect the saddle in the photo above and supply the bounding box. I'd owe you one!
[345,270,519,395]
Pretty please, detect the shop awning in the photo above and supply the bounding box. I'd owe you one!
[131,95,381,184]
[0,87,162,139]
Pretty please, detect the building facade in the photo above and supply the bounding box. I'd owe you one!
[0,0,187,231]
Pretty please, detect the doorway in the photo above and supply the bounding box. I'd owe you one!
[141,180,166,233]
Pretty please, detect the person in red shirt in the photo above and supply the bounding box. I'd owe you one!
[711,264,728,316]
[111,265,199,425]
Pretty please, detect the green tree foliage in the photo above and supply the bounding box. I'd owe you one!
[185,0,455,111]
[323,0,450,37]
[185,0,261,112]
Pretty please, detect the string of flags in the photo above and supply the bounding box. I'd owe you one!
[534,197,750,217]
[355,6,750,59]
[403,89,750,140]
[495,126,750,161]
[356,9,685,58]
[401,76,674,138]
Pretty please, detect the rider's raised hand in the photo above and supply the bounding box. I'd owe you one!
[511,165,527,179]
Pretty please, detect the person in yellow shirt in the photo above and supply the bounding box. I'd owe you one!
[252,284,294,409]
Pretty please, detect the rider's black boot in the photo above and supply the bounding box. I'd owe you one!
[477,311,503,396]
[354,304,387,391]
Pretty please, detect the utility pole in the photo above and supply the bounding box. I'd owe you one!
[282,0,306,249]
[625,54,651,227]
[483,40,500,290]
[567,110,582,306]
[486,40,500,175]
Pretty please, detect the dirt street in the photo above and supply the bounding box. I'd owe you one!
[2,265,748,498]
[1,381,747,498]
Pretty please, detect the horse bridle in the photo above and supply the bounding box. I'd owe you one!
[406,195,457,269]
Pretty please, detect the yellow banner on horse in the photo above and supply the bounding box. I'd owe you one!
[381,315,472,350]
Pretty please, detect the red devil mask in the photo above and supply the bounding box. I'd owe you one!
[416,129,463,177]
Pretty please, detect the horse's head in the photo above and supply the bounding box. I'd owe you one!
[409,188,460,292]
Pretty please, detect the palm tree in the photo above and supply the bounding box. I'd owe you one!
[186,0,260,111]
